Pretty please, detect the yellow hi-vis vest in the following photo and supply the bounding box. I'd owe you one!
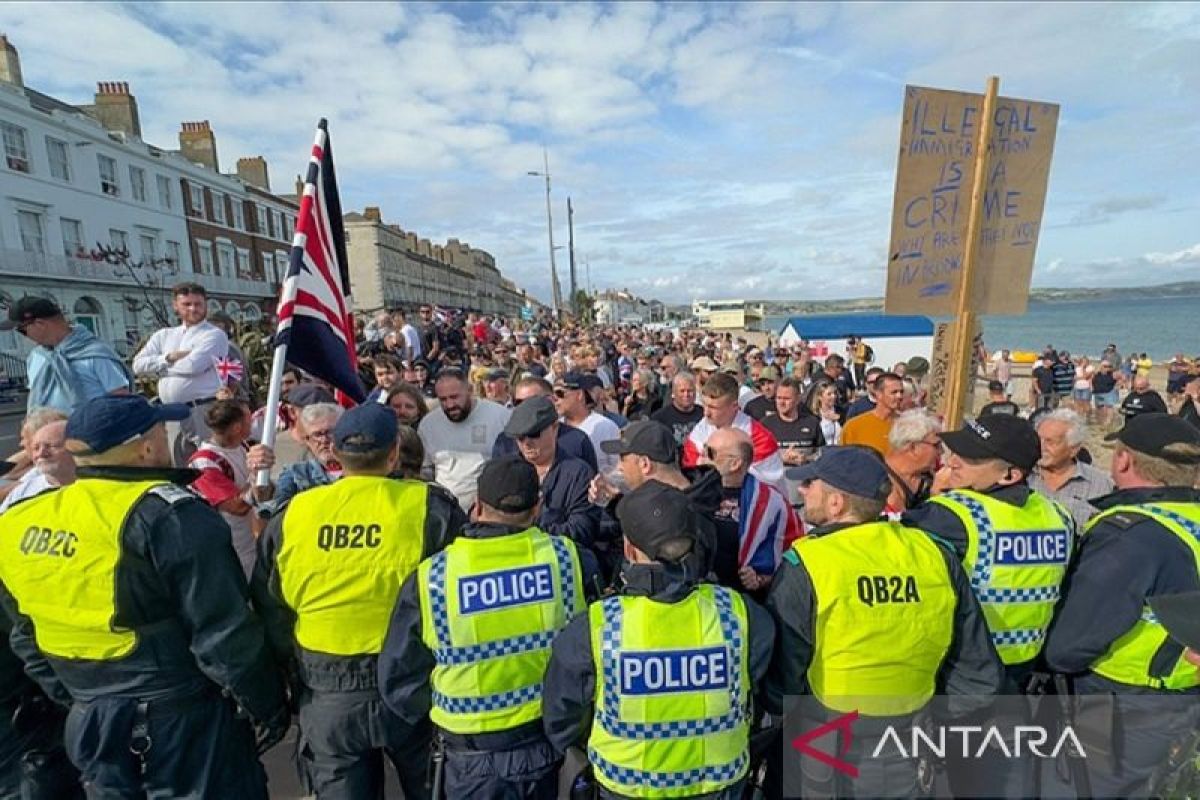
[0,479,161,660]
[1088,503,1200,690]
[587,584,751,799]
[418,527,584,734]
[794,520,956,716]
[279,476,426,656]
[930,489,1074,664]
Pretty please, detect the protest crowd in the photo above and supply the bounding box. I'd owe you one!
[0,283,1199,800]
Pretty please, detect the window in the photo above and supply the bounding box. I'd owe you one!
[256,206,268,235]
[211,191,226,225]
[216,242,234,276]
[139,233,157,263]
[156,175,173,210]
[61,218,85,257]
[189,184,205,218]
[109,228,129,254]
[275,250,289,279]
[236,248,251,278]
[46,137,70,181]
[129,166,147,202]
[17,210,45,253]
[262,253,274,283]
[2,123,30,173]
[196,241,214,275]
[98,155,119,196]
[282,214,293,241]
[165,240,182,269]
[231,200,244,231]
[273,210,284,241]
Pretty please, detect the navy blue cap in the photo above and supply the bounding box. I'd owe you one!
[558,372,603,393]
[786,446,892,501]
[333,403,398,453]
[66,395,189,454]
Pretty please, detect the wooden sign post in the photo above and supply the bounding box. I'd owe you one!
[885,78,1059,426]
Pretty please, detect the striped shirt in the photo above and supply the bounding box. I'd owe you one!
[1029,461,1114,530]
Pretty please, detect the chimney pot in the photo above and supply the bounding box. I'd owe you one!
[236,156,270,191]
[179,120,219,172]
[89,80,141,138]
[364,206,382,223]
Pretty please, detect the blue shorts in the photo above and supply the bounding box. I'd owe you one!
[1073,388,1092,402]
[1094,390,1119,407]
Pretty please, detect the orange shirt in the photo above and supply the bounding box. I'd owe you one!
[840,411,893,456]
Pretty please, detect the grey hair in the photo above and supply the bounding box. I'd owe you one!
[300,402,344,429]
[1037,408,1086,448]
[672,371,697,390]
[888,409,943,451]
[634,368,658,394]
[22,407,69,437]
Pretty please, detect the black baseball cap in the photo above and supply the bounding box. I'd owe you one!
[601,420,677,463]
[0,297,62,331]
[940,415,1041,472]
[1105,413,1200,463]
[987,380,1005,393]
[66,395,189,454]
[285,383,335,408]
[477,456,540,513]
[616,480,698,563]
[333,403,397,453]
[505,396,558,438]
[558,371,603,392]
[1149,591,1200,653]
[786,446,892,501]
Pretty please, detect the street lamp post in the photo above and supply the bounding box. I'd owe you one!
[527,148,563,318]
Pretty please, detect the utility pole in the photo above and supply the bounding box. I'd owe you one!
[528,148,562,318]
[567,196,578,316]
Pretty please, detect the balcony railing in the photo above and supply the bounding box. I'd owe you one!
[0,248,275,298]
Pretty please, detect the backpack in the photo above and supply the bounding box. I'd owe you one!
[863,344,875,363]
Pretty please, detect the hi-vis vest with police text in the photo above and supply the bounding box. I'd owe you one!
[587,584,751,799]
[279,476,426,656]
[795,520,956,716]
[0,479,163,660]
[930,489,1073,664]
[1088,503,1200,690]
[418,527,583,734]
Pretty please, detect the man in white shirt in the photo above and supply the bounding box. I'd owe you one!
[417,368,511,511]
[396,310,422,361]
[553,372,621,476]
[0,414,74,513]
[132,283,228,464]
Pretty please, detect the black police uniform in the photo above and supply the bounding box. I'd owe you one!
[1044,486,1200,797]
[379,520,602,799]
[0,466,287,798]
[251,478,463,800]
[541,560,775,800]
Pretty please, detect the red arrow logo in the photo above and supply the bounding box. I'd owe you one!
[790,710,860,778]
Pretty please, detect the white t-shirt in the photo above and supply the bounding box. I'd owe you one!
[573,412,622,476]
[0,469,54,514]
[419,399,512,511]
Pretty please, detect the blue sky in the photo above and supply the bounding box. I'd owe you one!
[4,1,1198,305]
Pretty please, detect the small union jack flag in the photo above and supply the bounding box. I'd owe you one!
[214,356,245,384]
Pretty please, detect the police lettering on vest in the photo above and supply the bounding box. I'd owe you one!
[458,564,555,615]
[994,530,1069,565]
[316,523,382,551]
[19,526,78,559]
[619,647,729,695]
[856,574,921,607]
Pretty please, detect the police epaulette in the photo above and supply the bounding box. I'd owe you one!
[148,484,197,505]
[1103,512,1144,530]
[783,549,800,566]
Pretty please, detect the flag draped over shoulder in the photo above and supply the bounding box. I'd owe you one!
[273,119,365,403]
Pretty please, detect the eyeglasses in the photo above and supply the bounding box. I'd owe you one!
[704,446,718,460]
[305,429,335,442]
[553,388,570,398]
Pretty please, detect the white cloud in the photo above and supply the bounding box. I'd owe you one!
[3,1,1197,305]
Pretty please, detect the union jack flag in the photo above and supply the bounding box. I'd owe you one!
[273,120,365,403]
[213,356,244,384]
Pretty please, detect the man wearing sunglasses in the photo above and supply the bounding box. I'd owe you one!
[1,297,132,414]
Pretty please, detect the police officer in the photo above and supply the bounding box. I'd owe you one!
[1043,413,1200,797]
[252,402,459,799]
[379,456,599,798]
[903,414,1075,686]
[543,481,775,799]
[766,447,1002,798]
[0,394,287,797]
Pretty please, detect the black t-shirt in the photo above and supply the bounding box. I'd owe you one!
[419,322,441,357]
[744,394,774,421]
[651,403,704,449]
[760,413,825,452]
[1120,389,1168,420]
[712,485,742,588]
[1091,371,1117,394]
[1032,365,1055,394]
[979,400,1021,417]
[1180,396,1200,430]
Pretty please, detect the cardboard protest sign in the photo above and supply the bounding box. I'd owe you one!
[885,85,1058,315]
